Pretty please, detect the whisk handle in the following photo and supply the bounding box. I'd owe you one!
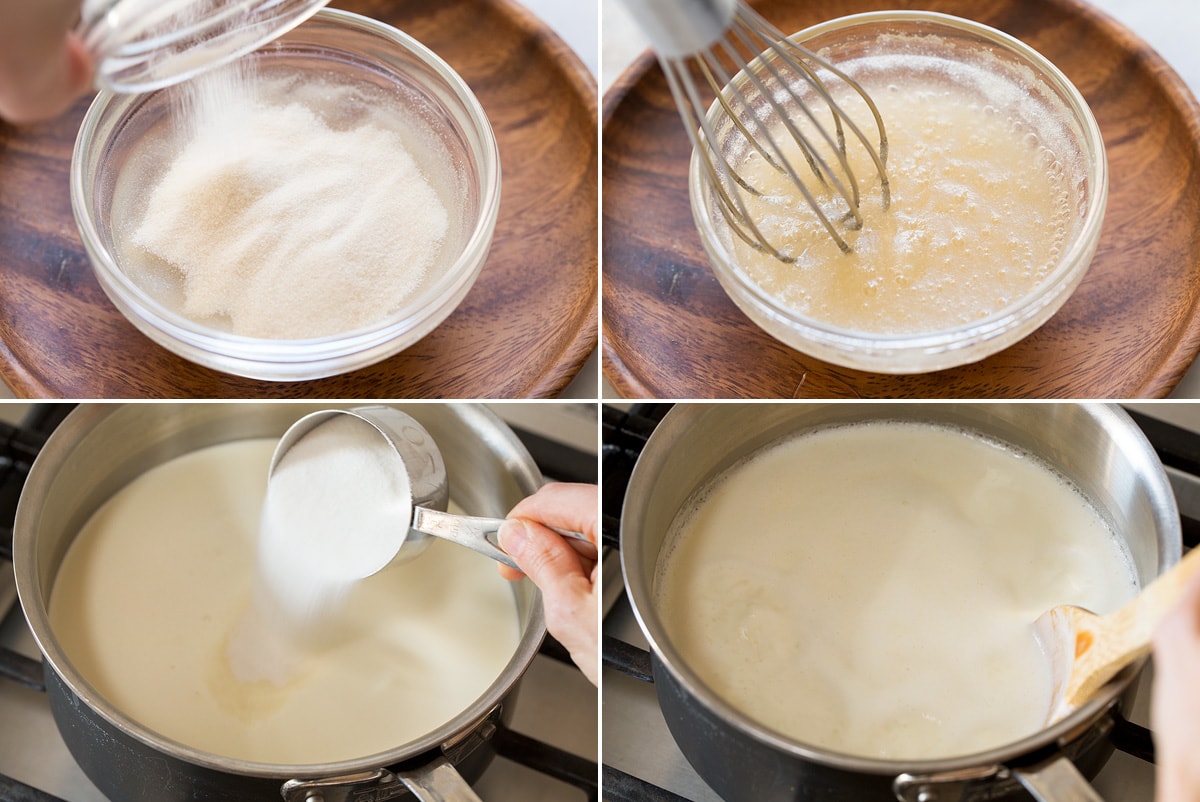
[617,0,737,58]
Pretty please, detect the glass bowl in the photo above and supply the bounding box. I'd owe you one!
[689,11,1107,374]
[79,0,331,93]
[71,8,500,382]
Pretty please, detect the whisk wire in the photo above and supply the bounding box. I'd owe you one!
[726,16,846,185]
[686,31,856,256]
[663,56,793,261]
[753,11,892,204]
[694,58,769,194]
[695,38,852,245]
[723,17,866,234]
[645,1,892,259]
[690,26,855,253]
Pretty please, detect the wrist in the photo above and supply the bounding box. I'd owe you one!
[1157,755,1200,802]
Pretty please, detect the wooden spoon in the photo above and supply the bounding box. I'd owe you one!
[1034,546,1200,724]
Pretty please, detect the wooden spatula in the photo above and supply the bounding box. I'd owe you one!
[1034,546,1200,723]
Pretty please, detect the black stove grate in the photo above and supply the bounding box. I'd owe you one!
[600,404,669,552]
[601,403,1200,800]
[0,406,73,563]
[0,407,72,696]
[602,765,691,802]
[0,774,65,802]
[1125,409,1200,551]
[0,406,598,802]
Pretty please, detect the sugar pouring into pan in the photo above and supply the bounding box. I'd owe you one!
[228,404,595,688]
[266,406,594,579]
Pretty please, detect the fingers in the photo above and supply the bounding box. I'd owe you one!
[0,44,92,124]
[497,517,589,596]
[1152,569,1200,801]
[0,2,94,124]
[1154,568,1200,658]
[505,483,598,547]
[498,483,598,580]
[497,516,599,683]
[65,32,94,98]
[495,483,600,685]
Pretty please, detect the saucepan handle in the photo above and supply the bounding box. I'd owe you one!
[281,757,481,802]
[395,756,484,802]
[893,754,1105,802]
[1011,755,1105,802]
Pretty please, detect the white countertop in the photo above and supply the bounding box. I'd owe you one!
[1088,0,1200,397]
[521,0,597,77]
[602,0,1200,399]
[518,0,599,399]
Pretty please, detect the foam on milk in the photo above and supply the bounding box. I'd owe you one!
[655,422,1138,760]
[49,439,521,764]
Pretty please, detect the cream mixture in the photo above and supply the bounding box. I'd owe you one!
[49,439,520,765]
[727,55,1077,334]
[655,422,1138,760]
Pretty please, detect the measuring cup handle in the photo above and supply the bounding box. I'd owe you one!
[410,508,594,570]
[499,519,597,560]
[547,525,598,562]
[411,508,518,570]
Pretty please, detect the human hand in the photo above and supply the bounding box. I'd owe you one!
[1152,568,1200,802]
[498,482,598,686]
[0,0,93,124]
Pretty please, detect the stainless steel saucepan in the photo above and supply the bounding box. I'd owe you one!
[15,403,547,802]
[621,402,1179,802]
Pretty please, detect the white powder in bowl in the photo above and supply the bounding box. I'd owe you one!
[128,64,450,340]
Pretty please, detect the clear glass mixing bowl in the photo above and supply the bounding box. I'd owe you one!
[79,0,331,92]
[689,11,1107,374]
[71,9,501,381]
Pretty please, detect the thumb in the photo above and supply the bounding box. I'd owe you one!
[0,33,93,124]
[496,519,528,582]
[497,518,587,595]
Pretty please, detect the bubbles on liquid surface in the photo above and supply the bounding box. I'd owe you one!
[722,59,1080,335]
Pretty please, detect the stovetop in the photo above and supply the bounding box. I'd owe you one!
[601,403,1200,802]
[0,402,598,802]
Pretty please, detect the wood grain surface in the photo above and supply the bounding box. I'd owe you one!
[0,0,597,399]
[602,0,1200,398]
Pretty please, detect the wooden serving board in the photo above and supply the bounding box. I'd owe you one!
[602,0,1200,398]
[0,0,597,399]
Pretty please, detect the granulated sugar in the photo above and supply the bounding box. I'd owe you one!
[228,415,414,685]
[127,62,450,339]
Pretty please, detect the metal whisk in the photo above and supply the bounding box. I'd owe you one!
[619,0,891,257]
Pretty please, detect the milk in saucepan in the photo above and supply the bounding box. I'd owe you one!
[49,439,520,765]
[655,421,1137,760]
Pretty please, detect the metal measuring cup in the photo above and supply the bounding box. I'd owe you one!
[270,407,591,572]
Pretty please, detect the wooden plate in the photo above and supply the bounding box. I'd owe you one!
[0,0,596,399]
[603,0,1200,398]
